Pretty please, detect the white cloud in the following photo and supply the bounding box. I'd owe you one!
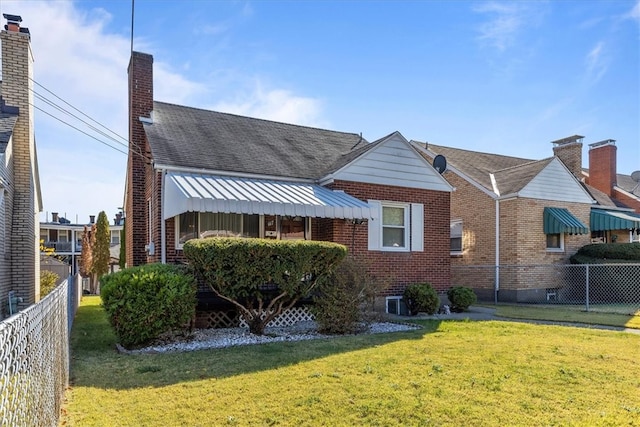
[627,0,640,21]
[213,82,326,128]
[473,1,547,52]
[584,41,609,85]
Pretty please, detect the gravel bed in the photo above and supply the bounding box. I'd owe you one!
[118,321,421,355]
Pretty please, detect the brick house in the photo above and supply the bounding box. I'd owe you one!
[413,135,640,302]
[125,51,453,318]
[0,14,43,317]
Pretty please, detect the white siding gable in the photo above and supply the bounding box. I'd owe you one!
[520,158,594,203]
[331,132,452,192]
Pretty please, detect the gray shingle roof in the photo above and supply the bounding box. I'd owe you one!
[425,143,537,192]
[143,101,368,180]
[617,173,640,196]
[0,113,18,155]
[493,158,553,195]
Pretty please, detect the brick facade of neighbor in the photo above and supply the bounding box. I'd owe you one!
[1,24,40,306]
[446,171,496,266]
[126,52,153,267]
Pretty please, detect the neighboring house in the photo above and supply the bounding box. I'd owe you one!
[413,135,640,302]
[40,212,124,277]
[125,51,453,319]
[0,14,42,318]
[581,139,640,243]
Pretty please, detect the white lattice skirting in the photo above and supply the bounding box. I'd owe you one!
[239,306,315,328]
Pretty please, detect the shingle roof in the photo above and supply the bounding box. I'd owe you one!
[493,158,553,195]
[617,173,640,196]
[143,101,368,180]
[425,143,537,192]
[0,113,18,155]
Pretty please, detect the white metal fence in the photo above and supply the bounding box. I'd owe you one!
[0,274,81,426]
[452,264,640,314]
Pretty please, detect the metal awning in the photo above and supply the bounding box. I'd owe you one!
[590,209,640,231]
[163,172,376,220]
[543,207,589,235]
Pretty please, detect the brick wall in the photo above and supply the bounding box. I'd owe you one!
[553,141,583,178]
[126,52,153,267]
[1,27,39,305]
[332,180,451,295]
[587,144,616,197]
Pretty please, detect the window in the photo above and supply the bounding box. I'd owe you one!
[450,220,463,254]
[175,213,266,248]
[386,296,409,315]
[546,233,564,251]
[367,201,423,252]
[110,230,120,245]
[280,216,309,240]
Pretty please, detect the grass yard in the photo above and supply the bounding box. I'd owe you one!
[62,297,640,426]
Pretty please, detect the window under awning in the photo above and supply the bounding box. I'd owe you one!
[590,209,640,231]
[543,207,589,235]
[163,172,376,221]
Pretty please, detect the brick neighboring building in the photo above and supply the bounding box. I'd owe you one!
[0,14,43,317]
[413,135,640,303]
[125,51,453,318]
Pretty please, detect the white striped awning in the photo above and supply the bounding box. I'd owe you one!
[163,172,376,220]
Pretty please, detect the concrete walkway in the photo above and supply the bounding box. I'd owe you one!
[388,306,640,335]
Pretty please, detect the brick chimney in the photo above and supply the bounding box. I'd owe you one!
[52,212,59,223]
[89,215,95,224]
[2,14,40,304]
[587,139,617,196]
[127,52,153,267]
[551,135,584,178]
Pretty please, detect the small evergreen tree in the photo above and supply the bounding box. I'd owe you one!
[79,224,95,292]
[92,211,111,293]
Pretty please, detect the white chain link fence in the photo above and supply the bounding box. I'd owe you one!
[452,264,640,314]
[0,274,81,426]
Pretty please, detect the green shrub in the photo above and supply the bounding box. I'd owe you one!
[100,263,197,349]
[403,282,440,315]
[184,237,347,335]
[570,243,640,263]
[40,270,60,298]
[447,286,477,312]
[312,257,387,334]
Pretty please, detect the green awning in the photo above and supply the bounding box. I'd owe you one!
[543,207,589,235]
[590,209,640,231]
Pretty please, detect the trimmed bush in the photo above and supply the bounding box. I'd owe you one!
[312,257,387,334]
[183,237,347,335]
[100,263,197,349]
[447,286,477,312]
[403,282,440,315]
[570,243,640,263]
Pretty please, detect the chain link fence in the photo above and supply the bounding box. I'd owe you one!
[0,274,81,426]
[452,264,640,315]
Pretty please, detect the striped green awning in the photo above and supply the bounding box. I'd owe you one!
[543,207,589,235]
[590,209,640,231]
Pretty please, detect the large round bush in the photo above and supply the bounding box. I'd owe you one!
[403,282,440,315]
[100,263,197,348]
[447,286,477,312]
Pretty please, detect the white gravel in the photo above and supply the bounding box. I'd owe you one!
[118,321,421,355]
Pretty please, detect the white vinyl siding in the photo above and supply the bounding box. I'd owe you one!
[520,158,594,203]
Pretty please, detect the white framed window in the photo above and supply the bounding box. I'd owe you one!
[546,233,564,252]
[450,219,463,255]
[367,201,423,252]
[110,230,120,245]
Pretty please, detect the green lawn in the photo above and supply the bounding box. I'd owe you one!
[62,297,640,426]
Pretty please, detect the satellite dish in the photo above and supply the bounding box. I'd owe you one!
[433,155,447,174]
[631,170,640,182]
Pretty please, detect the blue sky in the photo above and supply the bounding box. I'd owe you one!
[1,0,638,224]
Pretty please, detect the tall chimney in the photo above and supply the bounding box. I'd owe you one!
[588,139,617,197]
[89,215,95,224]
[127,52,153,266]
[2,14,39,304]
[551,135,584,178]
[52,212,59,223]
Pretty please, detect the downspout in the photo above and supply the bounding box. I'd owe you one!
[161,168,167,264]
[495,199,500,304]
[490,173,500,304]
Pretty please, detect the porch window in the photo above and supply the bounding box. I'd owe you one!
[450,219,463,254]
